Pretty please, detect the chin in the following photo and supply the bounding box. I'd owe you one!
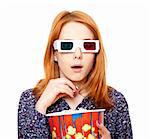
[63,73,86,82]
[68,76,85,82]
[70,79,82,82]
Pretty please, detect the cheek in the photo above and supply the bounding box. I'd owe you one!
[57,54,71,68]
[85,54,95,63]
[84,55,95,69]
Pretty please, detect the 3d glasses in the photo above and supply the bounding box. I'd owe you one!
[53,40,100,53]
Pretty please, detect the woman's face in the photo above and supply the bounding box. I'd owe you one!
[54,21,95,82]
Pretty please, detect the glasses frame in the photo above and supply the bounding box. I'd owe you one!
[53,40,100,53]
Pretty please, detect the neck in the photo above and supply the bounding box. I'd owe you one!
[72,78,89,97]
[59,74,88,97]
[71,76,87,89]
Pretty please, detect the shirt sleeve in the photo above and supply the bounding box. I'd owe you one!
[114,92,133,139]
[18,89,51,139]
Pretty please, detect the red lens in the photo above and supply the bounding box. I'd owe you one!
[84,42,96,50]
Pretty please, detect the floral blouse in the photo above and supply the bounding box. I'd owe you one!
[18,88,133,139]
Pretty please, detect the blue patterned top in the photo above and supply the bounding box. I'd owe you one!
[18,88,133,139]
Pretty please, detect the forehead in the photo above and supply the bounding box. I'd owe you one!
[59,21,94,40]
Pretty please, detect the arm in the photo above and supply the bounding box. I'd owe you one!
[18,89,50,139]
[115,92,133,139]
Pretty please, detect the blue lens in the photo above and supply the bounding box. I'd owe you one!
[61,42,73,50]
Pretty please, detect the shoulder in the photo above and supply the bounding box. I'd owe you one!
[110,88,129,111]
[19,88,37,105]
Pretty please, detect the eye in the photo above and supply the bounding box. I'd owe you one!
[61,42,73,50]
[83,42,96,50]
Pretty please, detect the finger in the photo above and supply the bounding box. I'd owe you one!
[53,93,67,104]
[96,121,103,136]
[96,121,110,135]
[55,78,77,91]
[57,84,75,98]
[56,93,67,99]
[61,84,75,97]
[52,84,76,104]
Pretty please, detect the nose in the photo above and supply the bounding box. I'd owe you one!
[73,47,82,59]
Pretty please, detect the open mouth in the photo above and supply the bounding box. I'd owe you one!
[71,66,83,68]
[71,65,83,72]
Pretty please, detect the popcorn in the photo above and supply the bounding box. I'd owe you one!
[52,127,57,139]
[82,124,91,132]
[67,125,76,135]
[52,130,56,139]
[74,132,84,139]
[66,134,71,139]
[87,134,95,139]
[91,127,95,132]
[47,109,105,139]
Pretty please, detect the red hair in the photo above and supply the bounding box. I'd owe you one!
[32,11,113,109]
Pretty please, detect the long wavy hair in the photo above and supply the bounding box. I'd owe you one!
[32,10,113,109]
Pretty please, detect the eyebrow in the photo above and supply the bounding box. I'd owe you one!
[84,38,93,40]
[62,38,93,40]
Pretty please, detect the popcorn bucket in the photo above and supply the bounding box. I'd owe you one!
[46,109,105,139]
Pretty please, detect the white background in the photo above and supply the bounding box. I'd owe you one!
[0,0,150,138]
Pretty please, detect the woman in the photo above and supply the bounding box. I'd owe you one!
[18,10,133,139]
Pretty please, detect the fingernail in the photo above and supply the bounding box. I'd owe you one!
[96,121,103,129]
[75,86,79,90]
[96,120,101,126]
[72,89,75,95]
[72,95,74,98]
[96,120,100,124]
[73,90,76,93]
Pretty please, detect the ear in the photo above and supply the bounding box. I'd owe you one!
[54,55,58,62]
[54,51,58,62]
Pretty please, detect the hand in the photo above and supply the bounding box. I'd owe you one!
[35,78,77,114]
[96,121,111,139]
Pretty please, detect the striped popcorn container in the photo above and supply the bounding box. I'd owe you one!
[46,109,105,139]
